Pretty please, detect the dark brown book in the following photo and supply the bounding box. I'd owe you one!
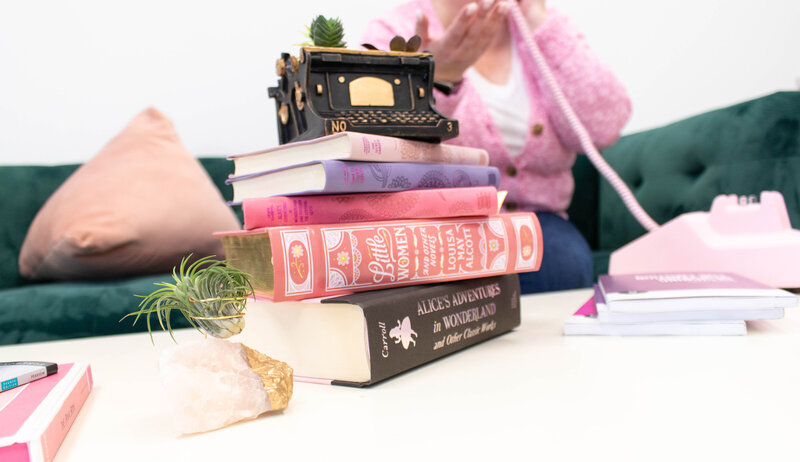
[235,274,521,386]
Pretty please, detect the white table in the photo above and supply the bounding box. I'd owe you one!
[3,288,800,461]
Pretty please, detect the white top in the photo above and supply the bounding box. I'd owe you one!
[2,288,799,461]
[467,41,530,157]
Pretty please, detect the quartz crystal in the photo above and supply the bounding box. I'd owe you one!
[159,337,281,434]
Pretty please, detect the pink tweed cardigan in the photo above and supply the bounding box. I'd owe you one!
[362,1,632,216]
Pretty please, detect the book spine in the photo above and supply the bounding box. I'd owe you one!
[242,187,499,229]
[318,160,499,194]
[269,212,542,301]
[37,365,93,462]
[332,274,521,386]
[346,132,489,166]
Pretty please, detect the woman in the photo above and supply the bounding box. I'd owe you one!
[362,0,632,293]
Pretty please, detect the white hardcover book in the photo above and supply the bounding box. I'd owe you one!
[227,131,489,177]
[563,291,748,336]
[563,315,747,336]
[592,286,785,323]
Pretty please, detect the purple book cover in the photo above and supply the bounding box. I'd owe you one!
[314,160,499,194]
[598,272,789,301]
[227,160,500,195]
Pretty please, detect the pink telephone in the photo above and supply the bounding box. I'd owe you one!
[507,4,800,288]
[609,192,800,288]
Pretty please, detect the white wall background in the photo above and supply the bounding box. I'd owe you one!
[0,0,798,165]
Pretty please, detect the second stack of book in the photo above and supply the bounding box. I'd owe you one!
[564,272,798,336]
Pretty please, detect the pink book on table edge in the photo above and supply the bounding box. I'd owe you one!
[0,362,93,462]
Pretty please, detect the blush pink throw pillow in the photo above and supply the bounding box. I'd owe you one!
[19,107,240,280]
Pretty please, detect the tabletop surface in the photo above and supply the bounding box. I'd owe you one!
[3,288,799,461]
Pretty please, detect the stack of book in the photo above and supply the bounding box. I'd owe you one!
[217,132,543,386]
[564,272,798,336]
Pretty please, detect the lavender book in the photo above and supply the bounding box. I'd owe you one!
[226,160,500,203]
[598,272,798,313]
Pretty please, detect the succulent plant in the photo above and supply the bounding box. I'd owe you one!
[123,255,254,343]
[305,15,347,48]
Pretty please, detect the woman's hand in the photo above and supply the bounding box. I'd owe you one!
[416,0,510,84]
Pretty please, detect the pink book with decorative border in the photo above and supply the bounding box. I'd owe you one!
[218,212,542,301]
[242,186,500,229]
[0,362,93,462]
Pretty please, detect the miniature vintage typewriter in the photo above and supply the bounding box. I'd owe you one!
[268,46,458,144]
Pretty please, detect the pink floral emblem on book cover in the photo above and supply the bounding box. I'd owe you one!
[279,230,314,296]
[511,215,541,271]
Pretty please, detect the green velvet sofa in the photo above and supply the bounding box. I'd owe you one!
[0,158,238,345]
[568,91,800,279]
[1,91,798,346]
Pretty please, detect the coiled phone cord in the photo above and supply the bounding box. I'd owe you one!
[508,2,659,231]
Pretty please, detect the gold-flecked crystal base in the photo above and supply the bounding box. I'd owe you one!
[243,345,293,411]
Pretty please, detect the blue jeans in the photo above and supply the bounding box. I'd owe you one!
[518,212,593,294]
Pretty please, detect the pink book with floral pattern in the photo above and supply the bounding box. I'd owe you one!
[217,212,542,301]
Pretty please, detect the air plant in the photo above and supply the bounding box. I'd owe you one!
[123,255,254,343]
[303,15,347,48]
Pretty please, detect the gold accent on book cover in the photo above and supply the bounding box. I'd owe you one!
[221,233,275,296]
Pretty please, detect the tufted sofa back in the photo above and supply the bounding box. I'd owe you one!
[568,91,800,276]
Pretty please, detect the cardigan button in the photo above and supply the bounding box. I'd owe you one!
[531,123,544,136]
[506,201,517,211]
[505,165,518,177]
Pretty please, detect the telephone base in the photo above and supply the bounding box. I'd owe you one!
[608,192,800,288]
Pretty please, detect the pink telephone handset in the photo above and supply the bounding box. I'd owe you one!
[507,3,800,288]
